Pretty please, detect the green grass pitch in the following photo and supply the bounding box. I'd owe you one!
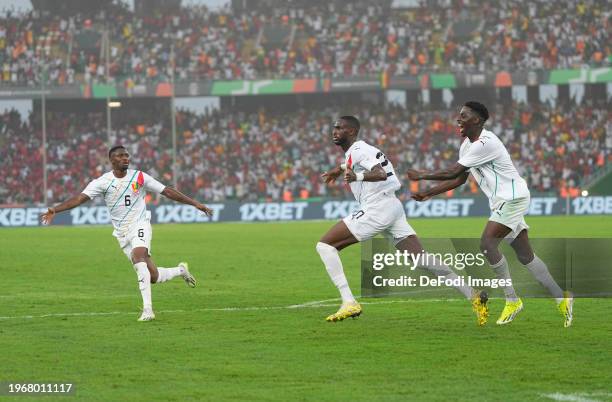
[1,216,611,401]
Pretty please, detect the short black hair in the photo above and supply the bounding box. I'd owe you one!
[463,101,489,123]
[108,145,126,158]
[340,115,360,133]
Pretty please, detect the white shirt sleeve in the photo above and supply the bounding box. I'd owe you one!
[142,172,166,194]
[352,148,379,171]
[81,178,103,200]
[457,138,501,168]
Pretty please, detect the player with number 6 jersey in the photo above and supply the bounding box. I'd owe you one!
[318,116,489,325]
[82,168,165,241]
[40,145,214,322]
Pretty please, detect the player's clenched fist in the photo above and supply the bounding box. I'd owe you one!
[344,167,357,183]
[411,192,430,202]
[407,169,422,180]
[195,203,213,216]
[40,207,56,225]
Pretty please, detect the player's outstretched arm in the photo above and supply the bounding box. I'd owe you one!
[412,172,469,202]
[407,163,468,181]
[41,193,91,225]
[161,187,213,216]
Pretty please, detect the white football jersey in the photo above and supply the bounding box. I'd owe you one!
[81,169,166,237]
[458,129,529,208]
[344,140,401,206]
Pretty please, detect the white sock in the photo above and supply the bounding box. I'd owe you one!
[156,266,185,283]
[316,242,356,304]
[491,255,519,302]
[133,262,152,310]
[419,253,473,299]
[524,255,564,303]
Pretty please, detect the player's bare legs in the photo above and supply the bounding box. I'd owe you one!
[479,221,524,324]
[135,247,196,287]
[130,247,197,322]
[317,221,361,321]
[140,250,195,287]
[395,235,489,325]
[480,221,520,301]
[133,249,194,285]
[132,247,159,281]
[480,222,518,288]
[142,254,160,282]
[480,221,512,264]
[320,220,359,250]
[507,229,534,264]
[148,254,197,287]
[509,230,571,326]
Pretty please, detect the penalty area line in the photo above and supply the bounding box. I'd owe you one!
[0,297,466,321]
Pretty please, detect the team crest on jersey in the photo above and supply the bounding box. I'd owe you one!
[132,171,144,193]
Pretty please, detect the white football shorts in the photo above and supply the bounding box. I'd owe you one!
[343,192,416,244]
[489,196,530,241]
[116,219,153,261]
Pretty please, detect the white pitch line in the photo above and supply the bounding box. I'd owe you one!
[0,297,467,321]
[541,393,609,402]
[0,293,136,299]
[287,298,341,308]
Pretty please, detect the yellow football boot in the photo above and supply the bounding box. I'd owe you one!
[471,291,489,326]
[558,292,574,328]
[326,302,362,322]
[496,299,524,325]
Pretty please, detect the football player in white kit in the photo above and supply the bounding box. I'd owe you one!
[41,145,213,322]
[318,116,489,324]
[408,101,573,327]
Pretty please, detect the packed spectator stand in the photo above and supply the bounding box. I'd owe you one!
[0,0,609,86]
[1,99,609,205]
[0,1,609,205]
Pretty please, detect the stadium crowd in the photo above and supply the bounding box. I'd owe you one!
[1,99,609,205]
[0,0,609,86]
